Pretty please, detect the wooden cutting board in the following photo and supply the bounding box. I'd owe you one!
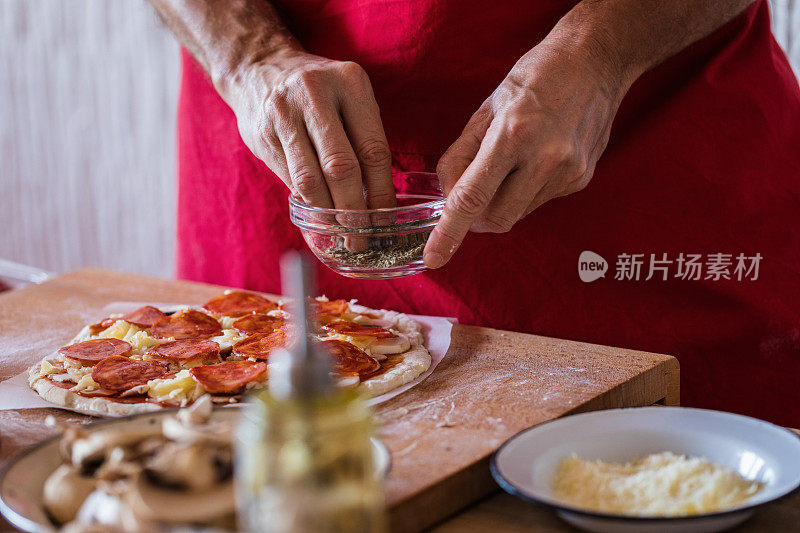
[0,268,679,532]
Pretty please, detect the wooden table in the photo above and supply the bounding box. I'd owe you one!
[0,268,699,532]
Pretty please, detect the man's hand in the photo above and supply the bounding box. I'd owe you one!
[423,0,756,269]
[424,44,622,268]
[231,51,396,210]
[149,0,395,211]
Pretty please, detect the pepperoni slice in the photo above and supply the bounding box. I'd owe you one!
[232,314,285,335]
[322,320,394,338]
[190,360,267,394]
[318,340,380,377]
[91,355,169,392]
[59,338,132,364]
[232,329,289,360]
[280,298,349,317]
[202,292,278,317]
[147,339,220,362]
[150,310,222,340]
[88,317,118,334]
[313,299,349,316]
[121,306,167,328]
[314,300,351,325]
[315,313,340,326]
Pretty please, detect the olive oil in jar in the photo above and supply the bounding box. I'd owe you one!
[235,251,386,533]
[236,387,384,532]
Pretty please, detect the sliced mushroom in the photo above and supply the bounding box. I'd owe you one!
[61,520,131,533]
[144,442,226,491]
[48,395,240,531]
[72,486,159,533]
[71,426,163,470]
[43,465,97,524]
[56,424,89,465]
[94,447,142,482]
[337,375,360,388]
[176,393,213,425]
[161,416,230,447]
[125,472,235,523]
[162,395,231,446]
[369,334,410,355]
[136,436,167,457]
[352,315,395,329]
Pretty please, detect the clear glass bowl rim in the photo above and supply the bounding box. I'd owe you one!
[287,171,445,215]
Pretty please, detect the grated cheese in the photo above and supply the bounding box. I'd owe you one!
[217,316,237,329]
[552,451,763,517]
[211,328,248,350]
[72,374,100,393]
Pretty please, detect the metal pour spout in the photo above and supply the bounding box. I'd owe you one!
[268,251,333,399]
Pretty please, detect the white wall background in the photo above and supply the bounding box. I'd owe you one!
[0,0,180,278]
[1,1,798,279]
[772,0,800,69]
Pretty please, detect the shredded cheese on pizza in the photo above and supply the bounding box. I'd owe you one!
[211,329,248,350]
[59,359,99,392]
[216,316,237,329]
[76,320,162,356]
[146,370,205,405]
[73,374,100,393]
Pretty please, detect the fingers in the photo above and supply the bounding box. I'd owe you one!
[276,120,334,208]
[261,60,396,212]
[264,145,290,188]
[423,123,515,269]
[264,85,333,207]
[254,123,291,188]
[476,142,595,233]
[521,159,596,219]
[339,79,395,209]
[304,108,368,210]
[470,163,544,233]
[436,104,493,196]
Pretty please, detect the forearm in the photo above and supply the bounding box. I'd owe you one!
[148,0,301,102]
[542,0,756,96]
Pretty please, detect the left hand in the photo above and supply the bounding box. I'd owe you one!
[423,42,628,269]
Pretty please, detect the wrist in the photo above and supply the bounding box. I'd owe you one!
[212,35,305,107]
[541,13,646,101]
[509,37,630,113]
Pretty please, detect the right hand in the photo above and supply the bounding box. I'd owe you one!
[227,50,396,210]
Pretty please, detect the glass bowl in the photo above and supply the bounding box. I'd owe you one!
[289,172,444,279]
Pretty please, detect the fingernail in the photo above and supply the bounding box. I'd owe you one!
[424,251,444,269]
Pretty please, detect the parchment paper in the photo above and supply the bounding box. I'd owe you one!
[0,301,454,413]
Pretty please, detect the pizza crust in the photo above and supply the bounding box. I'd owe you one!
[28,362,163,417]
[358,344,431,398]
[348,304,431,398]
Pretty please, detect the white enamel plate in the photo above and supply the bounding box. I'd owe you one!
[491,407,800,533]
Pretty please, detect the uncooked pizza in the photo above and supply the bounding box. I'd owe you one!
[28,291,431,416]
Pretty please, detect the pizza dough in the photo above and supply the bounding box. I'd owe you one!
[28,293,431,416]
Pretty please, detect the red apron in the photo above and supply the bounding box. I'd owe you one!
[176,0,800,426]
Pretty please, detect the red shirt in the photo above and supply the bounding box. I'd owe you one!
[176,0,800,426]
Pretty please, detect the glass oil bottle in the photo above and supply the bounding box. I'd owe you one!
[235,252,385,533]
